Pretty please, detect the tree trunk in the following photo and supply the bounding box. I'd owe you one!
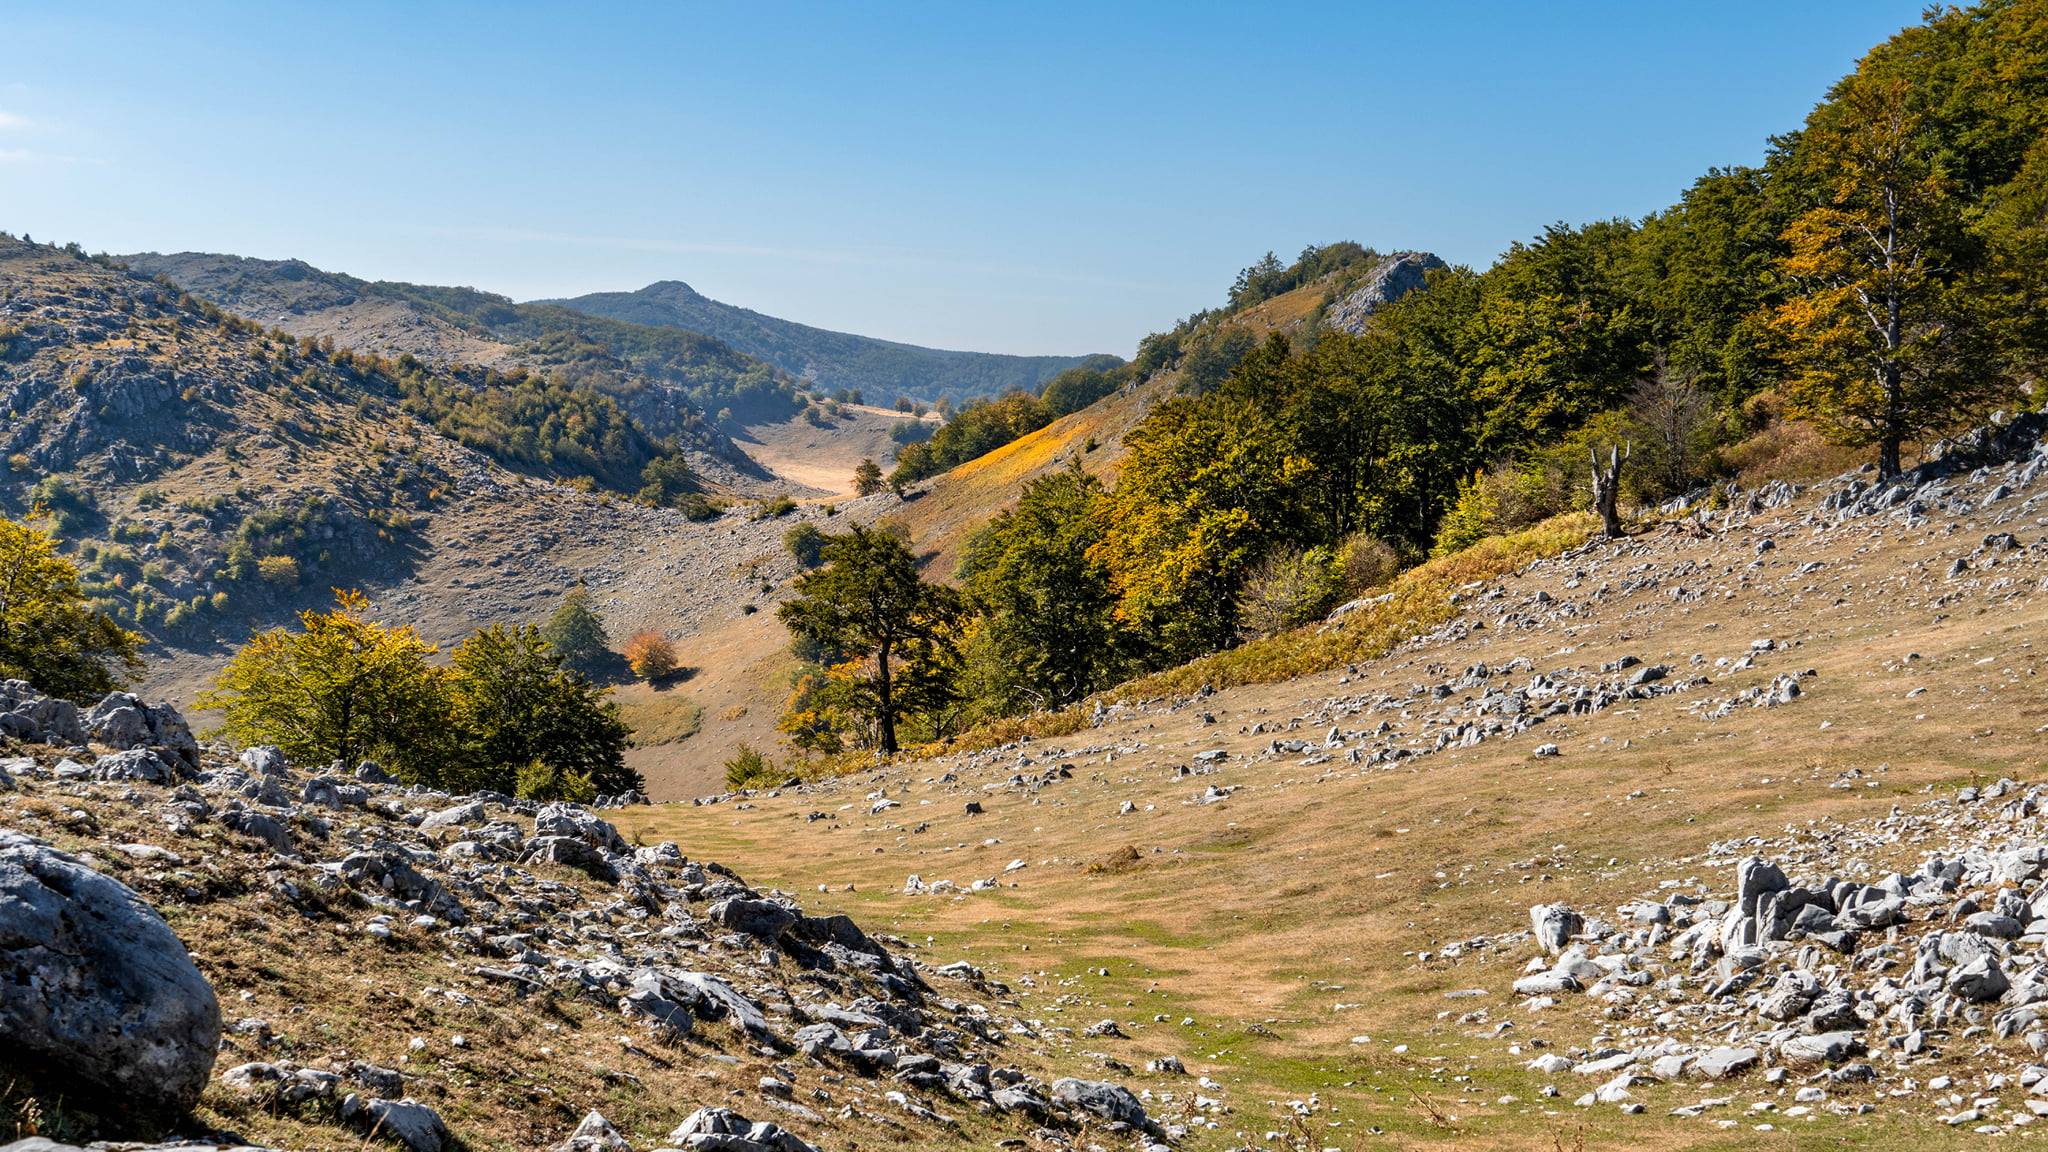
[876,641,896,755]
[1591,443,1628,538]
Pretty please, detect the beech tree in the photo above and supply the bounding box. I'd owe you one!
[1773,75,1999,478]
[539,588,611,678]
[778,526,959,754]
[851,458,885,496]
[0,512,142,700]
[448,624,636,798]
[200,590,453,780]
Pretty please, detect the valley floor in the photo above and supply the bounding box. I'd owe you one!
[612,452,2048,1150]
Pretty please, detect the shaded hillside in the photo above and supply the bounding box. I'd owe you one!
[119,252,798,482]
[543,279,1112,404]
[0,235,884,785]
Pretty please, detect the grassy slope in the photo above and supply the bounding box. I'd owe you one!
[614,474,2045,1151]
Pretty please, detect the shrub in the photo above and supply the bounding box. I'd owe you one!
[0,513,143,700]
[723,744,779,791]
[675,492,723,521]
[1431,472,1499,558]
[1336,533,1401,596]
[27,477,96,534]
[256,555,300,587]
[784,522,827,568]
[752,495,797,520]
[623,629,678,681]
[1235,545,1340,640]
[540,589,612,678]
[516,759,597,804]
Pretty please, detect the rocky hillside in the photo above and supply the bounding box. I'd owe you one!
[593,414,2048,1149]
[0,236,899,789]
[1320,251,1446,334]
[118,251,794,472]
[0,683,1178,1152]
[541,279,1111,405]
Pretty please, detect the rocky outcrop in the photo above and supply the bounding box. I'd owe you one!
[1322,251,1447,334]
[0,830,221,1121]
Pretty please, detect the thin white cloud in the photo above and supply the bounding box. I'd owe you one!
[423,223,1171,293]
[0,111,30,132]
[0,147,99,166]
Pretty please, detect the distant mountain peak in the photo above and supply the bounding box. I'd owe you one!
[539,281,1115,404]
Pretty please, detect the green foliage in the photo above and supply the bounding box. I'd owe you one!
[516,758,598,805]
[1038,357,1127,416]
[0,513,143,700]
[852,458,885,496]
[26,477,96,534]
[778,526,962,754]
[888,391,1055,487]
[256,555,300,587]
[1235,544,1344,640]
[1091,355,1310,662]
[888,420,932,446]
[722,744,780,791]
[1431,473,1499,558]
[784,522,827,568]
[447,624,637,798]
[1772,62,2013,475]
[752,495,798,520]
[1227,242,1388,311]
[199,590,455,782]
[959,462,1134,714]
[201,592,638,796]
[389,357,698,496]
[636,455,701,508]
[539,588,612,678]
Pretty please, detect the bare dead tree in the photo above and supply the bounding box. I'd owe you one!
[1590,441,1630,538]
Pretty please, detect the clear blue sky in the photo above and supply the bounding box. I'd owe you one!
[2,2,1927,357]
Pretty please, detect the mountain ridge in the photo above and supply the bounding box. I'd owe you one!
[540,278,1116,403]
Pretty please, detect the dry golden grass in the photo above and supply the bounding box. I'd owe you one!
[616,494,2048,1151]
[898,375,1169,578]
[612,682,704,746]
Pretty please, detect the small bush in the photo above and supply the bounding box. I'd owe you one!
[1235,546,1338,640]
[1337,533,1401,596]
[256,555,300,587]
[516,759,598,804]
[723,744,779,791]
[784,523,827,568]
[623,629,678,681]
[752,495,798,520]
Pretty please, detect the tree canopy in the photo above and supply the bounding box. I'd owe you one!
[0,513,142,701]
[778,526,961,753]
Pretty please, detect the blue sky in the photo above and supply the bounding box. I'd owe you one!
[2,2,1927,357]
